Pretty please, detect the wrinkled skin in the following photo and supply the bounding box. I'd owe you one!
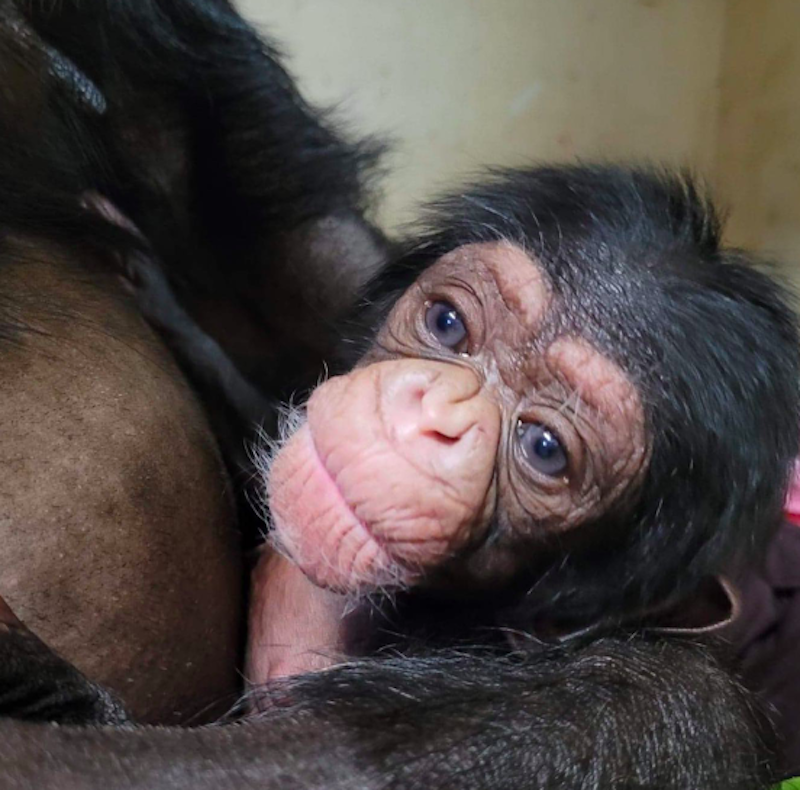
[251,241,649,683]
[266,243,648,594]
[0,0,794,782]
[269,360,501,591]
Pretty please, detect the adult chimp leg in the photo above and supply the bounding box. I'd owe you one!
[0,0,385,721]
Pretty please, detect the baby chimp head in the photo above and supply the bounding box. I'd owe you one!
[261,165,800,626]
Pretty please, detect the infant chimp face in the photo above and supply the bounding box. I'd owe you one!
[266,242,649,595]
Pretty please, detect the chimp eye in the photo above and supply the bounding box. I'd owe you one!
[517,422,568,477]
[425,301,467,350]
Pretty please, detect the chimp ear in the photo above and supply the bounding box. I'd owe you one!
[497,576,740,650]
[639,576,740,635]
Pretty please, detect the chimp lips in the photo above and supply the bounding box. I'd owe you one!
[268,423,406,592]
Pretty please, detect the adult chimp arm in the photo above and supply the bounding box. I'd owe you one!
[0,621,775,790]
[17,0,389,400]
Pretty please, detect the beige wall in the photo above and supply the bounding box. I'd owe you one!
[716,0,800,277]
[238,0,726,229]
[237,0,800,276]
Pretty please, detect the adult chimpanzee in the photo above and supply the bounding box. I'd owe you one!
[0,0,386,725]
[0,3,796,790]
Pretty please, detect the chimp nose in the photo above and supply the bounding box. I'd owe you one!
[378,360,501,469]
[418,371,485,442]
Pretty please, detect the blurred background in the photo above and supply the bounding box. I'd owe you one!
[237,0,800,284]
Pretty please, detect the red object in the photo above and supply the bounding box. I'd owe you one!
[786,461,800,527]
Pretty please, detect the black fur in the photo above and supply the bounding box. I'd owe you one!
[0,624,126,726]
[0,2,792,788]
[17,0,384,264]
[1,0,388,483]
[2,0,386,397]
[0,632,778,790]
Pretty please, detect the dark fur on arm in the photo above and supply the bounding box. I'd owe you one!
[0,638,775,790]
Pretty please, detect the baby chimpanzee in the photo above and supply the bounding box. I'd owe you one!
[244,164,800,685]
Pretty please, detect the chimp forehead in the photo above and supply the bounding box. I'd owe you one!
[377,166,721,375]
[429,241,552,331]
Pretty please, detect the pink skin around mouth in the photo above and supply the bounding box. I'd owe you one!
[267,423,413,593]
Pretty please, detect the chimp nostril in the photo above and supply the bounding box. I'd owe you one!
[421,429,460,447]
